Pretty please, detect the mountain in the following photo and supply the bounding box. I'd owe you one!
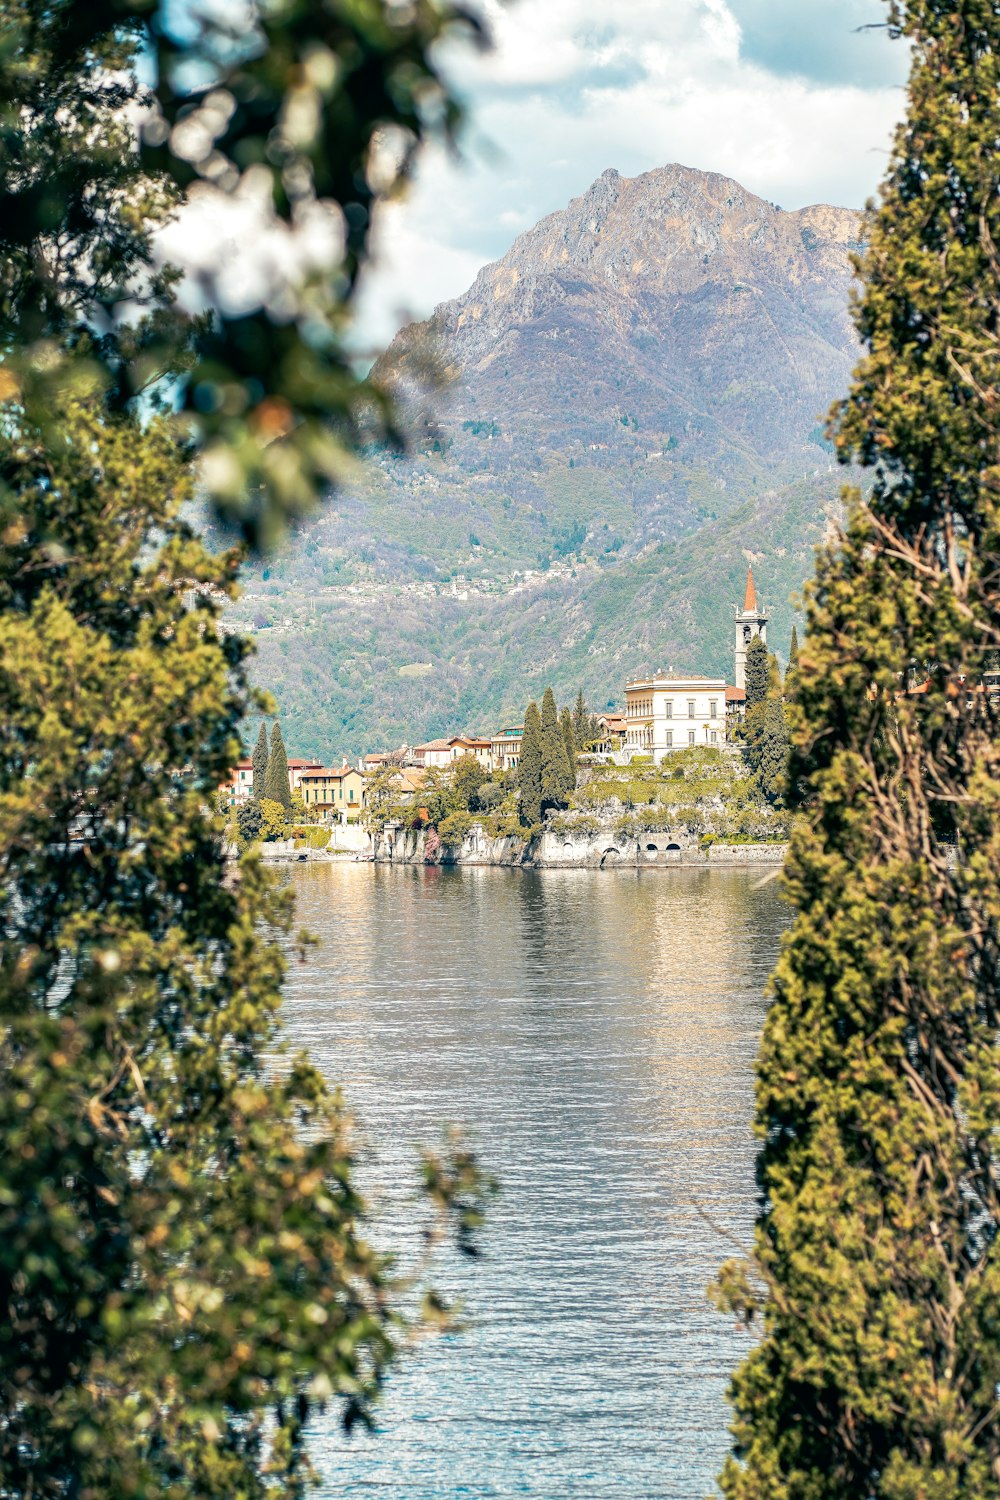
[233,165,862,757]
[377,164,860,529]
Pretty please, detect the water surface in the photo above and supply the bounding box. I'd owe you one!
[281,864,787,1499]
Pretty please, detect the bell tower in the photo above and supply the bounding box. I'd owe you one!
[734,565,767,691]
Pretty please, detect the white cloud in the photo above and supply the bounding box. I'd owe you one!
[351,0,905,349]
[162,0,907,354]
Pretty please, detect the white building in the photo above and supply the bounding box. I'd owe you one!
[623,674,728,761]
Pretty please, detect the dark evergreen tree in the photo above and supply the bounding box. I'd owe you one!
[264,722,292,809]
[540,687,572,810]
[785,625,801,702]
[788,624,800,672]
[237,797,262,843]
[517,702,543,828]
[251,720,269,800]
[717,4,1000,1493]
[743,700,789,806]
[560,706,577,775]
[572,690,590,750]
[743,636,770,708]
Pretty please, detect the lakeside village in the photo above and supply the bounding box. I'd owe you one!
[220,568,795,864]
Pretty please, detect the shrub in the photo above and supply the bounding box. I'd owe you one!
[437,811,474,845]
[237,799,262,841]
[259,797,288,841]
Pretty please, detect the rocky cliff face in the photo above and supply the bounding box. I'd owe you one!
[376,164,862,517]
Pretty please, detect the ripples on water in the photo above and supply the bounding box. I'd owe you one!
[281,864,787,1499]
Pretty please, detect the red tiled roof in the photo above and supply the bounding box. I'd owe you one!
[725,686,746,702]
[300,764,359,780]
[414,739,453,752]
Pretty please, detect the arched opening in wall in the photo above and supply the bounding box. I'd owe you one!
[645,842,659,852]
[600,848,621,867]
[665,842,681,850]
[562,843,575,859]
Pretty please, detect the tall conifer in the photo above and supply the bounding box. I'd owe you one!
[517,702,543,827]
[251,720,269,799]
[785,624,801,704]
[264,722,291,809]
[743,636,770,707]
[540,687,571,809]
[572,690,590,750]
[718,4,1000,1493]
[560,706,577,774]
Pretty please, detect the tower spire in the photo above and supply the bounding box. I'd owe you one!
[734,565,768,692]
[743,564,758,614]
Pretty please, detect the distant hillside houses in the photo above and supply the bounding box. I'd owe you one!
[221,567,765,814]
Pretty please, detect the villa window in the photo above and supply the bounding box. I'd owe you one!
[710,731,718,744]
[688,730,695,745]
[709,700,717,718]
[665,729,673,747]
[664,702,672,718]
[687,699,695,717]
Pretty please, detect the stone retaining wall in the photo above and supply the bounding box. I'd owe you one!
[374,824,786,869]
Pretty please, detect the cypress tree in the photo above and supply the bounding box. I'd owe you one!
[788,624,800,672]
[517,702,543,827]
[743,699,789,806]
[560,705,577,775]
[785,625,801,703]
[251,719,269,799]
[717,5,1000,1493]
[264,721,291,809]
[572,689,590,750]
[540,686,572,809]
[743,636,770,707]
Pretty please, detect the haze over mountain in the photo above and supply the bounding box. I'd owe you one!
[237,165,862,757]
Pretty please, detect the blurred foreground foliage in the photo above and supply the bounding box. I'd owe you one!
[0,401,492,1496]
[0,0,485,546]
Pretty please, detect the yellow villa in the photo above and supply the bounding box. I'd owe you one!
[299,765,366,822]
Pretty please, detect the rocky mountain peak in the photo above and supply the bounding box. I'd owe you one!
[376,163,860,481]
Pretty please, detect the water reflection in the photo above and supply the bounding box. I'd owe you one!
[281,864,787,1499]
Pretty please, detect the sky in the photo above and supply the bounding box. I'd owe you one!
[350,0,909,352]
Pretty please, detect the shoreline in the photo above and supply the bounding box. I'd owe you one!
[258,829,788,870]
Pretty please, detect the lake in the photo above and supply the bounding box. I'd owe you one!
[281,862,787,1499]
